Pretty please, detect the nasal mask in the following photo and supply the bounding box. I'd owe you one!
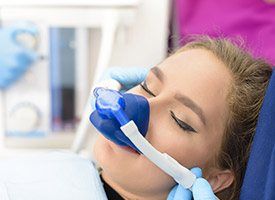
[89,80,196,189]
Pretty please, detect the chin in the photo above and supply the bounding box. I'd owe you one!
[93,135,113,166]
[93,135,175,198]
[93,134,139,171]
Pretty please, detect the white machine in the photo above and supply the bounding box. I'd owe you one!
[0,0,139,148]
[0,0,170,150]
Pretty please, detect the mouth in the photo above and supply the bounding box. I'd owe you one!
[103,136,140,155]
[118,145,140,154]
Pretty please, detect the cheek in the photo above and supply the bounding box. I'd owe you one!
[147,114,215,169]
[94,133,177,195]
[128,86,214,168]
[126,86,217,179]
[93,135,113,167]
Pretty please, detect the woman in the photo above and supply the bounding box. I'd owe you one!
[92,37,272,200]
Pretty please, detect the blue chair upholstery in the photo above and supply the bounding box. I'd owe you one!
[240,69,275,199]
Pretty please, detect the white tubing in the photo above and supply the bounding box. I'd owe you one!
[121,121,220,199]
[121,120,196,189]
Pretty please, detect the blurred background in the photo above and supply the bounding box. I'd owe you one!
[0,0,274,158]
[0,0,171,158]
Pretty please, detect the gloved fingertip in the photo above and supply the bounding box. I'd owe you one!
[193,178,216,200]
[27,50,38,62]
[191,167,202,178]
[174,185,192,199]
[166,185,177,200]
[127,67,148,80]
[167,184,192,200]
[109,67,148,86]
[17,49,38,66]
[141,67,150,76]
[106,67,127,84]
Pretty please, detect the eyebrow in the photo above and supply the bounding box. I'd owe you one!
[174,93,206,125]
[150,66,164,82]
[150,66,206,125]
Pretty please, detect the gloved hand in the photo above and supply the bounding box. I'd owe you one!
[90,67,150,148]
[0,22,38,89]
[167,168,216,200]
[101,67,149,91]
[91,67,149,110]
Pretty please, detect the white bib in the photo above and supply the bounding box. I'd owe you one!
[0,152,108,200]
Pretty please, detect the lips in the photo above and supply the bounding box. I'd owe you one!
[104,136,140,155]
[119,145,139,154]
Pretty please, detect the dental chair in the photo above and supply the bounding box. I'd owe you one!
[0,70,273,199]
[240,69,275,199]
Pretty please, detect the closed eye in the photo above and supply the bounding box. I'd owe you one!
[139,81,156,97]
[140,82,196,133]
[170,111,197,133]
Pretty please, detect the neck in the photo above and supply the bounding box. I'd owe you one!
[101,172,169,200]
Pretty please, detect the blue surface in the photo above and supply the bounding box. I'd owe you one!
[90,88,150,152]
[240,69,275,200]
[93,88,129,125]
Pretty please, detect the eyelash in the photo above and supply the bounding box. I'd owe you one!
[139,82,196,133]
[170,111,196,133]
[139,81,156,97]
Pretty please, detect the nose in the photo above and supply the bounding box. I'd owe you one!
[127,86,168,135]
[90,88,151,152]
[127,85,168,116]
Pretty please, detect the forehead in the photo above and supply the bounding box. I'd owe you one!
[157,49,232,130]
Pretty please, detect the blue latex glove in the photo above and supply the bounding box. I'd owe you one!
[167,168,216,200]
[0,22,38,89]
[91,67,149,110]
[101,67,149,91]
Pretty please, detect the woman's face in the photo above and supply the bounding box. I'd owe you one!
[93,49,232,199]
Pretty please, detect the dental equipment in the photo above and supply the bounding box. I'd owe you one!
[90,86,196,189]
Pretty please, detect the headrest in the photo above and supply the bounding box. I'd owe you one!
[240,69,275,199]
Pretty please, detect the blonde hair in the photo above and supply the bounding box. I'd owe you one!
[176,36,272,200]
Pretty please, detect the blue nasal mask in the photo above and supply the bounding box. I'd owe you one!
[89,86,197,189]
[90,87,150,152]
